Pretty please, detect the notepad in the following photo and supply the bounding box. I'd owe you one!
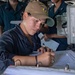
[52,50,75,70]
[38,33,59,51]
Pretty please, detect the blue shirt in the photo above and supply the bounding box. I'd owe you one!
[0,1,27,32]
[0,25,41,65]
[48,0,68,51]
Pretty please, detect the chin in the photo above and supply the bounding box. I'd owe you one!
[30,32,36,36]
[31,33,35,36]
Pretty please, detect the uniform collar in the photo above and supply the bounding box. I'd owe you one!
[16,25,37,41]
[58,0,67,11]
[53,0,67,16]
[5,1,25,11]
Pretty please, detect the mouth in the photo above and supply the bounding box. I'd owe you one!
[34,29,40,33]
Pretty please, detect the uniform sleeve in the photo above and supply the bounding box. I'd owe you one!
[0,32,15,66]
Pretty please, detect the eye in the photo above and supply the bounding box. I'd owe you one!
[35,20,39,23]
[40,23,45,28]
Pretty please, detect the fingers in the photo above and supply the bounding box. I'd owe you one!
[50,51,55,56]
[37,51,55,67]
[44,51,55,66]
[46,47,52,52]
[46,51,55,66]
[44,34,48,41]
[50,52,55,65]
[37,47,46,53]
[37,47,53,53]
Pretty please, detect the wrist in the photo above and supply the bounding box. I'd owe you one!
[35,56,42,67]
[35,56,38,66]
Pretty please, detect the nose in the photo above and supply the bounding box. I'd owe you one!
[36,22,41,30]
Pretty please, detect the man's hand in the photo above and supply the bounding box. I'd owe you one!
[37,46,52,53]
[37,52,55,67]
[43,34,50,41]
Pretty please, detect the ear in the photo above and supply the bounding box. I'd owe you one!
[22,12,28,20]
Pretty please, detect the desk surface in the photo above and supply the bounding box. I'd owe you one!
[1,50,75,75]
[2,66,75,75]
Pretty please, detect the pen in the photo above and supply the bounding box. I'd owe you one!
[40,35,44,40]
[42,43,47,52]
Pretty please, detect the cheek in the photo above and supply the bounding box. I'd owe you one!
[26,21,35,30]
[25,17,36,31]
[51,0,56,3]
[29,21,35,27]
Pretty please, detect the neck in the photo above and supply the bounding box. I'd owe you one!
[9,1,18,10]
[20,23,33,45]
[54,0,62,12]
[55,0,62,8]
[20,22,28,36]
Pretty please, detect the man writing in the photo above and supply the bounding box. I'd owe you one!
[0,0,55,68]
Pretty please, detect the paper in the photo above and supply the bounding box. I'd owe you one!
[38,33,59,51]
[41,39,59,51]
[52,50,75,70]
[30,50,75,70]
